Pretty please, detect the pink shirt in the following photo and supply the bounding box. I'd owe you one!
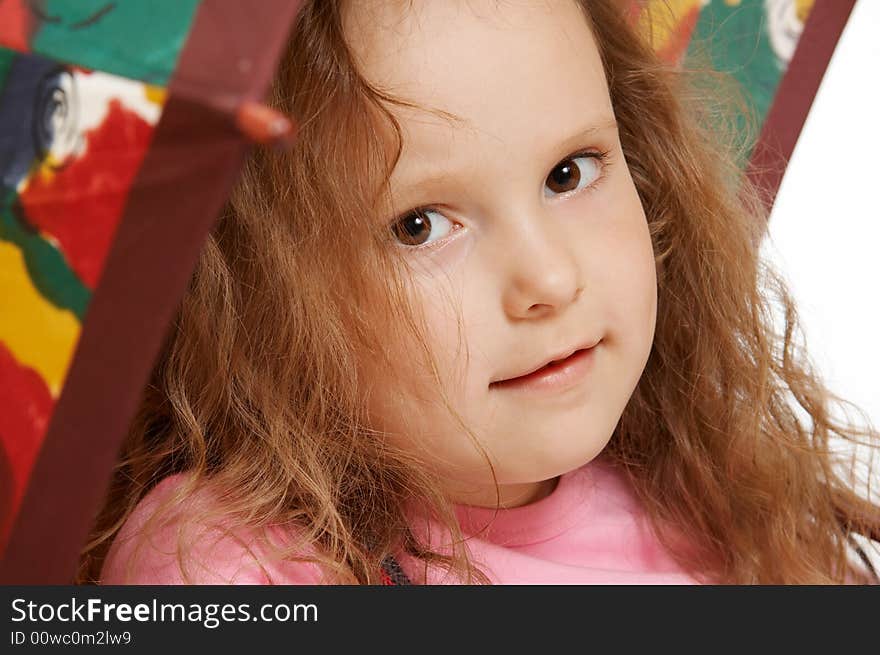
[100,458,698,584]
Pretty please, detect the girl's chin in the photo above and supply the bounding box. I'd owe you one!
[494,445,609,484]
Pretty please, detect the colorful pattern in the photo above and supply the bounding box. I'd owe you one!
[0,1,187,545]
[0,0,306,582]
[0,50,165,540]
[641,0,815,131]
[0,0,200,85]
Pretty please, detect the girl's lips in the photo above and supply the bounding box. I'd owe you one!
[489,344,598,394]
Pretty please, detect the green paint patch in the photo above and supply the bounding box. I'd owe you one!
[0,189,90,321]
[31,0,201,85]
[0,47,14,91]
[686,0,784,126]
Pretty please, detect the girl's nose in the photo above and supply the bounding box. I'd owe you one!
[499,217,585,320]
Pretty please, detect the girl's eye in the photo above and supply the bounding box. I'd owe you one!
[390,208,455,247]
[543,153,604,198]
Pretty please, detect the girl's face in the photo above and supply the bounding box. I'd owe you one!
[346,0,657,507]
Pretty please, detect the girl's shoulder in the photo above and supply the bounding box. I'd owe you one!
[99,473,325,585]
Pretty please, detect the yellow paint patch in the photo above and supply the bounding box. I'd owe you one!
[21,152,70,189]
[0,240,81,397]
[640,0,704,52]
[796,0,815,23]
[144,84,168,107]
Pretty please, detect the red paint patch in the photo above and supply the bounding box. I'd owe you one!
[20,99,155,289]
[0,0,36,53]
[657,7,700,66]
[0,341,54,548]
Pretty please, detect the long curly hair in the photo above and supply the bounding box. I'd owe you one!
[77,0,879,584]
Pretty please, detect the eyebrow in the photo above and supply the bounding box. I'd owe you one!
[553,117,619,157]
[392,116,619,194]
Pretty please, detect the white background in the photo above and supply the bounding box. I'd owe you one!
[762,0,879,455]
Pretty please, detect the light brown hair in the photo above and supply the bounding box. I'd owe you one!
[78,0,879,584]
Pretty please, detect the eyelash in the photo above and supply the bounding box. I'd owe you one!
[392,147,612,252]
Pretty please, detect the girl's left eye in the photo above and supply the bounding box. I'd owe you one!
[543,152,606,198]
[390,207,456,247]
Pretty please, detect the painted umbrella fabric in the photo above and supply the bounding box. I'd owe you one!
[641,0,817,130]
[0,0,303,583]
[635,0,854,210]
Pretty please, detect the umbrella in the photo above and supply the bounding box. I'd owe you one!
[0,0,303,583]
[0,0,855,584]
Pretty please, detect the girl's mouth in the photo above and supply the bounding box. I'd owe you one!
[489,342,599,394]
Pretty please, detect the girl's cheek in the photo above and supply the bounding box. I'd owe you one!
[591,185,657,340]
[628,215,659,347]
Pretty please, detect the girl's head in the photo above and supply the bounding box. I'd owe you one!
[80,0,878,584]
[346,0,657,507]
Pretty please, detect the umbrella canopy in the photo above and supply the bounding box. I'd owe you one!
[0,0,303,583]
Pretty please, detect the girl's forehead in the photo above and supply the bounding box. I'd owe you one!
[343,0,607,106]
[342,0,614,201]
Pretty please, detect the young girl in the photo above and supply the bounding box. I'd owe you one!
[79,0,879,585]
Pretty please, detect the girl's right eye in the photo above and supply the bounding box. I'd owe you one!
[390,207,456,247]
